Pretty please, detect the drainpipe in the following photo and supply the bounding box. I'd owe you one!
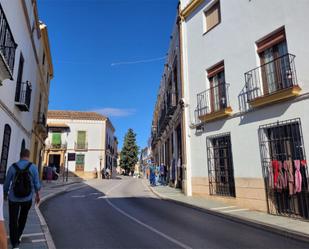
[178,7,192,196]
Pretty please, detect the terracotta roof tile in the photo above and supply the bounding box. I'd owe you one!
[47,110,107,121]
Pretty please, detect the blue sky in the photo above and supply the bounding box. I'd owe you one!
[37,0,178,150]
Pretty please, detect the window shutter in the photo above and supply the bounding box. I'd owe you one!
[52,133,61,145]
[206,2,220,31]
[77,131,86,145]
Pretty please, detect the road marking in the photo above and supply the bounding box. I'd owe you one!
[222,208,249,213]
[97,196,107,199]
[104,180,192,249]
[32,239,46,243]
[7,233,44,239]
[210,206,236,210]
[71,195,86,198]
[89,192,101,195]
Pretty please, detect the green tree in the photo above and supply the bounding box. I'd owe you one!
[120,128,139,174]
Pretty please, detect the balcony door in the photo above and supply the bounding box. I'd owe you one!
[209,70,226,112]
[77,131,86,149]
[52,132,61,148]
[257,28,293,95]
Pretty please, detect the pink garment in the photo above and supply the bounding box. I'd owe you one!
[294,160,302,193]
[284,160,294,196]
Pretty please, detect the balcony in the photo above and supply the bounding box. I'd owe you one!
[15,81,32,112]
[74,142,88,151]
[36,112,47,136]
[0,5,17,82]
[46,142,67,150]
[244,53,301,108]
[157,91,177,135]
[196,82,232,123]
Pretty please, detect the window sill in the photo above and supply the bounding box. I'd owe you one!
[203,21,221,36]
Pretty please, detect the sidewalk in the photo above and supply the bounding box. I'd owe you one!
[4,177,85,249]
[145,180,309,242]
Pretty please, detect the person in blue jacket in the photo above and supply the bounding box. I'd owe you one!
[4,149,41,249]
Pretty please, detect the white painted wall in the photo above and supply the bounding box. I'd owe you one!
[0,0,47,169]
[46,118,117,174]
[181,0,309,178]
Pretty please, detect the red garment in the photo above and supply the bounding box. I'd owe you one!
[301,160,307,167]
[272,160,279,188]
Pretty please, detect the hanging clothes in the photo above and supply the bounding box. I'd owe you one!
[268,162,274,188]
[294,160,302,193]
[282,160,288,189]
[300,160,308,191]
[272,160,279,188]
[276,161,285,190]
[284,159,294,196]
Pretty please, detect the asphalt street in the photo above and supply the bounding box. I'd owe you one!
[40,177,309,249]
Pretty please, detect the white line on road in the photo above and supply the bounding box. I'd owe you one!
[210,206,236,210]
[7,232,44,239]
[103,180,193,249]
[71,195,86,198]
[31,239,47,243]
[222,208,249,213]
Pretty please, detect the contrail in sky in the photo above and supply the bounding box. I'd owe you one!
[111,56,166,66]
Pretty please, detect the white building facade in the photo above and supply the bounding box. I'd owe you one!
[180,0,309,219]
[0,0,53,182]
[44,111,117,180]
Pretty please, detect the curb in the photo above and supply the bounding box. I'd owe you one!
[35,182,87,249]
[144,180,309,244]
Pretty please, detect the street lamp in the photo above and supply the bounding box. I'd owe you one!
[99,155,103,179]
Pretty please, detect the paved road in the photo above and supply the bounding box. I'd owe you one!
[41,177,309,249]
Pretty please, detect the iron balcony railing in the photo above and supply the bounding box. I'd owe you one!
[74,142,88,151]
[196,82,230,118]
[38,112,46,126]
[15,81,32,112]
[0,4,17,77]
[46,142,67,150]
[244,53,298,102]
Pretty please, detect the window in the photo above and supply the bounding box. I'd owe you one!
[0,124,11,183]
[207,62,227,112]
[52,132,61,146]
[207,133,235,197]
[21,139,25,154]
[204,1,221,32]
[259,119,309,219]
[77,131,86,149]
[42,52,45,65]
[76,154,85,171]
[257,28,292,94]
[15,54,24,102]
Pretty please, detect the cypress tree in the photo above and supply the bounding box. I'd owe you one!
[120,128,139,174]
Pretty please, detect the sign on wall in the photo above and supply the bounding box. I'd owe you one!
[68,153,76,161]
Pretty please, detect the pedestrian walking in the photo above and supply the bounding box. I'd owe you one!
[4,149,41,249]
[0,183,7,249]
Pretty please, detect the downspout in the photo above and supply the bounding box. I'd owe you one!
[178,6,192,196]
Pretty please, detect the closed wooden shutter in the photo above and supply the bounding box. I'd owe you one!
[52,133,61,145]
[206,2,220,31]
[77,131,86,145]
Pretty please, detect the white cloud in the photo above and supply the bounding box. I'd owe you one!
[92,108,136,117]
